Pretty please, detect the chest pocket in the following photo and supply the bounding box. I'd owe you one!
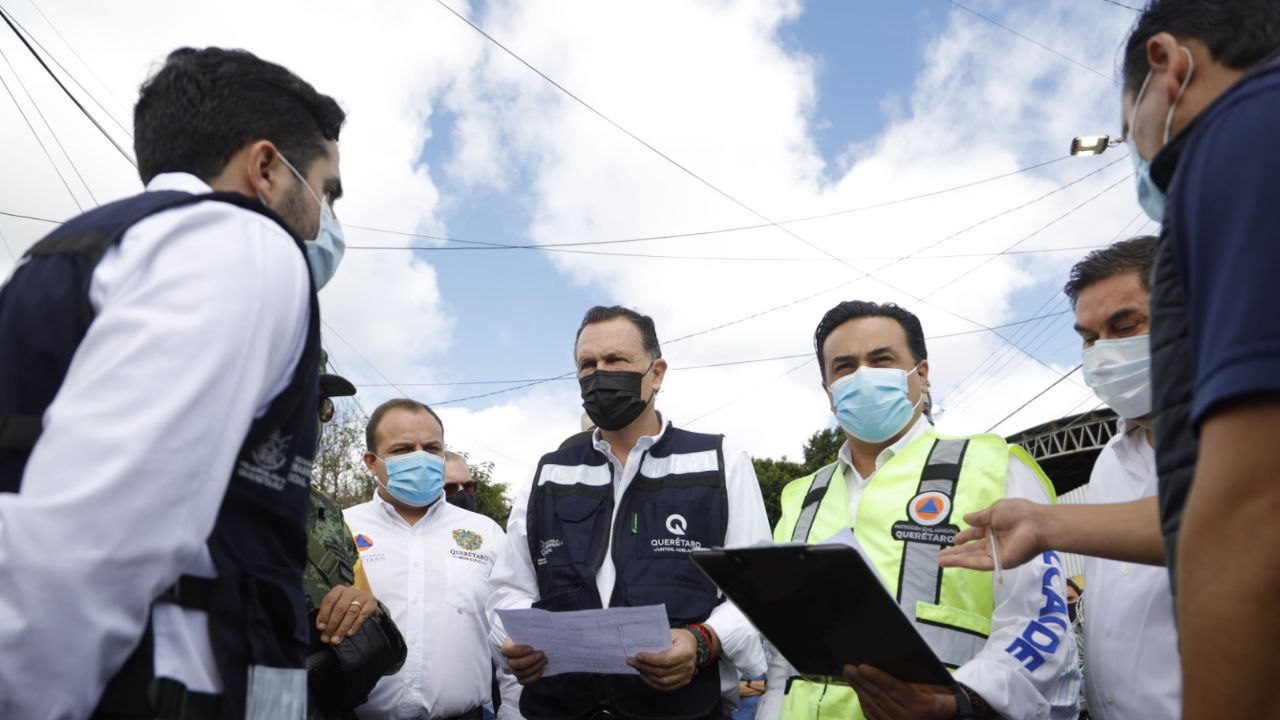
[445,546,492,614]
[636,494,720,558]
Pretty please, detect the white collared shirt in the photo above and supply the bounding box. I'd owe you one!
[760,416,1082,720]
[345,494,521,720]
[0,173,310,719]
[1081,421,1181,720]
[486,418,772,704]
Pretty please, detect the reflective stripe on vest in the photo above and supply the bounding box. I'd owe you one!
[790,463,838,543]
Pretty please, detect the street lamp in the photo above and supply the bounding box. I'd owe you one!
[1070,135,1122,156]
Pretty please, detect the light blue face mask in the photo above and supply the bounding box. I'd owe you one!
[1127,47,1194,224]
[377,450,445,507]
[829,364,923,444]
[278,154,346,290]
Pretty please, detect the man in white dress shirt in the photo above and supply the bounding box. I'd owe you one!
[489,305,771,720]
[941,237,1180,719]
[344,399,519,720]
[0,47,346,720]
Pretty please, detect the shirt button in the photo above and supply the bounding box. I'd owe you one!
[1105,629,1113,638]
[1122,567,1132,575]
[1107,696,1115,705]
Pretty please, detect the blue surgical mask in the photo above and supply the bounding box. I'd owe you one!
[1126,47,1194,224]
[376,451,445,507]
[829,364,923,444]
[278,154,346,290]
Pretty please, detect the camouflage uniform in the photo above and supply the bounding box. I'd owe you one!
[307,355,406,718]
[305,489,406,719]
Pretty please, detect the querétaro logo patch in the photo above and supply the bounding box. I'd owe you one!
[908,491,951,526]
[354,534,374,552]
[452,529,483,551]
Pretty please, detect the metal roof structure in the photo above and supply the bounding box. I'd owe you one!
[1006,408,1119,496]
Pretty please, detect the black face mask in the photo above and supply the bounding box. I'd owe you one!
[446,492,477,512]
[579,362,655,432]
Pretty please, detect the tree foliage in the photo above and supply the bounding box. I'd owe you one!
[314,406,377,509]
[752,428,843,527]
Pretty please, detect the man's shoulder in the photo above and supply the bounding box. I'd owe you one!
[341,499,380,526]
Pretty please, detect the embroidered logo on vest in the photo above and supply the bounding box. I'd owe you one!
[666,513,688,536]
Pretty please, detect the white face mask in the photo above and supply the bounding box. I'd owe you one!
[1083,335,1152,420]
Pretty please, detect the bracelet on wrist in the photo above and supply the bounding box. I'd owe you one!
[686,623,716,668]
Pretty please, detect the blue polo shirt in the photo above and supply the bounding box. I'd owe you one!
[1166,63,1280,428]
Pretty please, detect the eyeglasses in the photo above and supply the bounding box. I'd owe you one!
[319,397,335,424]
[445,481,479,497]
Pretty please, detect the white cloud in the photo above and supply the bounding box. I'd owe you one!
[428,0,1141,491]
[0,0,1143,496]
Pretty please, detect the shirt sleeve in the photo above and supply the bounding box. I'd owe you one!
[0,204,309,719]
[756,648,793,720]
[1175,85,1280,427]
[952,455,1082,720]
[485,471,541,664]
[704,438,770,677]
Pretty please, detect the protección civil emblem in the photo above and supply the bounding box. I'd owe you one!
[452,529,483,551]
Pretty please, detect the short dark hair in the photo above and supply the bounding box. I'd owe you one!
[1063,236,1158,306]
[814,301,927,381]
[365,398,443,452]
[574,306,662,360]
[133,47,346,184]
[1122,0,1280,94]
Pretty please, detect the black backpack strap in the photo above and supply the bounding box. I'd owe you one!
[154,575,218,612]
[0,414,41,449]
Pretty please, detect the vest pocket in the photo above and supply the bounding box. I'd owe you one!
[914,601,991,638]
[625,580,716,626]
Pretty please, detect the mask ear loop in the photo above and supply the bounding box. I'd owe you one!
[1163,46,1195,143]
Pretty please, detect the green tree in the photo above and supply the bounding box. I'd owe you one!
[752,428,842,527]
[314,405,378,509]
[466,458,513,528]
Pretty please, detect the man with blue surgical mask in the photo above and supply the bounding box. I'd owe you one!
[344,399,521,720]
[941,237,1179,720]
[757,300,1079,720]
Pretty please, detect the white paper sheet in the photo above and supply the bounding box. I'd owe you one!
[496,604,672,676]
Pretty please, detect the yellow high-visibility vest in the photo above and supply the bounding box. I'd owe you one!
[772,430,1054,720]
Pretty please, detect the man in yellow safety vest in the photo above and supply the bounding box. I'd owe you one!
[756,300,1081,720]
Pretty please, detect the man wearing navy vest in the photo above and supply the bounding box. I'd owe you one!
[487,306,771,720]
[757,301,1080,720]
[0,47,346,719]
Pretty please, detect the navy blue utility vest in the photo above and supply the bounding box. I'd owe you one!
[520,424,729,720]
[1149,48,1280,587]
[0,190,321,719]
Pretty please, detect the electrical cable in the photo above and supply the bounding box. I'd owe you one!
[5,2,131,137]
[0,42,97,204]
[0,2,136,167]
[684,357,815,427]
[945,0,1120,84]
[0,53,81,211]
[985,362,1083,432]
[25,0,132,116]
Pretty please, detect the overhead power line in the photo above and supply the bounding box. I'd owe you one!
[945,0,1120,85]
[1099,0,1142,11]
[985,362,1083,432]
[0,43,96,205]
[0,54,82,211]
[0,2,135,167]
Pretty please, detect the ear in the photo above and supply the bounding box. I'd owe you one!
[917,359,930,388]
[1146,32,1188,102]
[244,140,284,202]
[650,358,668,391]
[362,450,379,475]
[824,377,835,415]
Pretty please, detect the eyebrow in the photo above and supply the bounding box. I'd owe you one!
[1074,307,1144,334]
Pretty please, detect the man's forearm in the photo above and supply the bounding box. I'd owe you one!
[1037,497,1166,565]
[1178,401,1280,719]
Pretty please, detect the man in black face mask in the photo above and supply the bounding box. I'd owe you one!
[444,451,480,513]
[487,306,771,720]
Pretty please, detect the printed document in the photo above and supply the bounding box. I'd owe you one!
[496,604,672,676]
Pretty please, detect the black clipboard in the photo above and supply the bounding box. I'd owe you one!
[690,543,954,686]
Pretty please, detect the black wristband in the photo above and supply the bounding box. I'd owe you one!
[951,684,978,720]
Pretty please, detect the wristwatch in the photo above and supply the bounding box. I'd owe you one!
[950,683,979,719]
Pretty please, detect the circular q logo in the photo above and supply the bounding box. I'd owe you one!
[665,514,687,536]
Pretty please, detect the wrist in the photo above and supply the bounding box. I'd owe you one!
[685,623,717,669]
[1030,502,1057,556]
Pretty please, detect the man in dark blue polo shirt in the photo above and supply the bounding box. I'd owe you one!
[1120,1,1280,717]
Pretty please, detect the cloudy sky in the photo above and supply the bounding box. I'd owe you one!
[0,0,1150,493]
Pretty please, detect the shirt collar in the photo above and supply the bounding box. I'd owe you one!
[373,489,445,527]
[145,172,216,195]
[592,413,669,456]
[838,414,933,480]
